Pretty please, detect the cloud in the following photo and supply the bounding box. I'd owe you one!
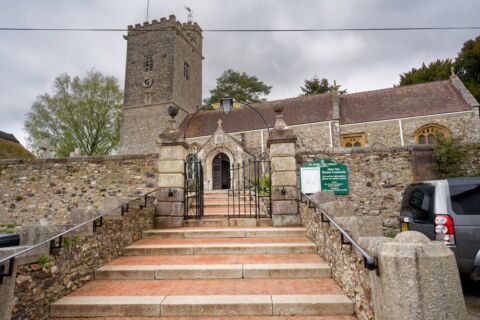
[0,0,478,146]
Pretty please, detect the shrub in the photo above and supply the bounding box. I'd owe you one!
[432,134,466,178]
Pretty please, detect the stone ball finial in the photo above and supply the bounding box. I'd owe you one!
[394,231,430,244]
[273,104,284,115]
[168,105,179,119]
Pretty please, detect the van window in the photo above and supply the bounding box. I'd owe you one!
[449,184,480,215]
[400,185,434,222]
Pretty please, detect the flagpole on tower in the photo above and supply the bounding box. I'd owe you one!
[146,0,150,21]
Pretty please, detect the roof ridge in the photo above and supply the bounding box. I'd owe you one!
[343,80,452,97]
[256,91,331,105]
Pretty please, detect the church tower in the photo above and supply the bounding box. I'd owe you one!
[119,15,203,154]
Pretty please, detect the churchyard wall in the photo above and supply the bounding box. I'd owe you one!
[297,144,480,235]
[0,154,158,233]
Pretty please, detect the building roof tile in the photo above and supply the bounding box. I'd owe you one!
[182,80,472,138]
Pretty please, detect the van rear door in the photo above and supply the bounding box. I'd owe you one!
[400,184,435,239]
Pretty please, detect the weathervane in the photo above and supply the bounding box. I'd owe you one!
[185,6,194,22]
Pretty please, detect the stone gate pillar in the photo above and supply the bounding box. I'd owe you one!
[155,106,188,228]
[267,105,301,226]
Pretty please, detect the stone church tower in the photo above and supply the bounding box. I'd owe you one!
[119,15,203,154]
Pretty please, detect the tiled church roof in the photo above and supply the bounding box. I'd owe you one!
[182,80,473,138]
[340,80,471,124]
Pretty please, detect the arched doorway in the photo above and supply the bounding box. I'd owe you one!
[212,153,230,190]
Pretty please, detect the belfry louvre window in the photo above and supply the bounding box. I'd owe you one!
[415,124,450,145]
[341,133,368,148]
[144,54,153,71]
[184,62,190,80]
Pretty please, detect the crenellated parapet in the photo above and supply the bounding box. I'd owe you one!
[126,15,202,52]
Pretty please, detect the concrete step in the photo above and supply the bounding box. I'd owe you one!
[51,294,353,317]
[50,277,353,317]
[184,218,272,228]
[124,242,317,256]
[204,206,256,214]
[124,237,316,256]
[143,227,307,239]
[95,263,331,280]
[50,316,357,320]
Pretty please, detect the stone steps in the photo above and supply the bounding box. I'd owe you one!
[50,317,357,320]
[95,263,331,280]
[124,242,317,256]
[123,237,316,256]
[51,295,353,317]
[184,218,272,228]
[142,227,307,239]
[49,224,354,319]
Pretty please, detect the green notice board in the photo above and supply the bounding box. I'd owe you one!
[300,159,349,195]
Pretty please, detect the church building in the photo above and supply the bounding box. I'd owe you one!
[119,15,480,191]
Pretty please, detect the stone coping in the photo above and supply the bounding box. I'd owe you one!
[298,142,479,157]
[0,153,158,165]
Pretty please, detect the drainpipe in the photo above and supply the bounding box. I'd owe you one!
[329,121,333,148]
[399,119,404,146]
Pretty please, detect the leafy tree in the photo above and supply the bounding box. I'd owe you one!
[204,69,272,105]
[399,59,453,86]
[25,71,123,157]
[300,76,346,95]
[455,35,480,101]
[399,35,480,102]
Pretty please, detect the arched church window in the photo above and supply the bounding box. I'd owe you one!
[414,124,450,145]
[341,133,368,148]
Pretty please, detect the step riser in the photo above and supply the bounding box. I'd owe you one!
[184,219,272,228]
[95,265,330,280]
[51,295,353,317]
[124,245,316,256]
[142,229,307,239]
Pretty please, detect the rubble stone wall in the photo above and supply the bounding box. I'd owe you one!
[300,201,374,320]
[12,205,155,320]
[0,154,158,232]
[298,144,480,235]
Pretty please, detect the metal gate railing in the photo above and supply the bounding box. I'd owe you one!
[228,158,272,219]
[184,157,204,220]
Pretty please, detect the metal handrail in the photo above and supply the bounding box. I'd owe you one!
[301,192,378,271]
[0,188,160,266]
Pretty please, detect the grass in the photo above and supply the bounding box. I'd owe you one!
[0,139,34,160]
[38,254,52,269]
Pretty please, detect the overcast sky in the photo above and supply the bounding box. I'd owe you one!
[0,0,479,147]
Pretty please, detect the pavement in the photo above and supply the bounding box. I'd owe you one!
[462,276,480,320]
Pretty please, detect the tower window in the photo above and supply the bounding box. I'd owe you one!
[184,62,190,80]
[144,54,153,71]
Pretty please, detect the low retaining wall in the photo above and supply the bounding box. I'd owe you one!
[6,204,154,320]
[300,198,375,320]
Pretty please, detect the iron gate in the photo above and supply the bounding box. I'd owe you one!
[184,156,204,220]
[228,158,272,218]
